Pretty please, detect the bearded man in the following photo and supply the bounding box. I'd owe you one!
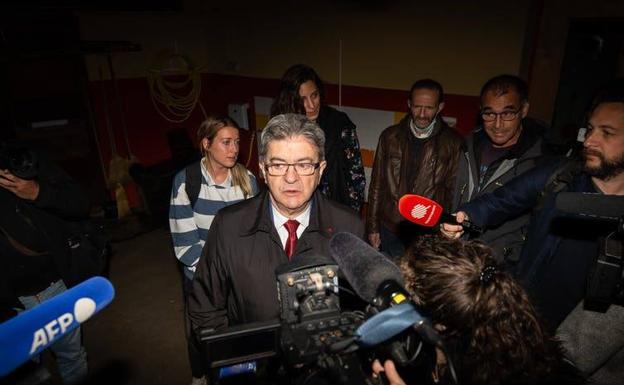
[442,80,624,331]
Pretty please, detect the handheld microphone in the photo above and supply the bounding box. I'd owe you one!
[398,194,482,234]
[556,192,624,221]
[0,277,115,376]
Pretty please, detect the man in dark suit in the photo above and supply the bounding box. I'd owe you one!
[189,113,364,331]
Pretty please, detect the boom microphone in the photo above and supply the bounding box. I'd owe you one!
[0,277,115,376]
[329,232,442,348]
[556,192,624,221]
[398,194,482,233]
[329,232,406,307]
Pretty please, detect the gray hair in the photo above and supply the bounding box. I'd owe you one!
[259,113,325,161]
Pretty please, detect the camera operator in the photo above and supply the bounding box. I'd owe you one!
[372,359,405,385]
[441,79,624,384]
[372,237,583,385]
[0,141,90,384]
[188,114,364,380]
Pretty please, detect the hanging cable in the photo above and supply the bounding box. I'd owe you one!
[147,53,207,123]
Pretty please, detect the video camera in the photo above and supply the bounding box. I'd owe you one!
[587,231,624,310]
[556,192,624,311]
[0,142,38,180]
[199,252,430,385]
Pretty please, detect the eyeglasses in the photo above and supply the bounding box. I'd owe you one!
[481,109,521,122]
[264,162,320,176]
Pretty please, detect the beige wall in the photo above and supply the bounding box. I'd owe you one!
[79,0,530,96]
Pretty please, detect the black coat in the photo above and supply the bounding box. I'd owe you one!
[188,189,365,332]
[0,152,89,318]
[316,105,366,211]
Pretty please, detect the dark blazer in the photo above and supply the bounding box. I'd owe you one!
[188,189,365,332]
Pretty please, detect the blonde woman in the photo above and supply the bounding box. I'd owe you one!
[169,115,257,385]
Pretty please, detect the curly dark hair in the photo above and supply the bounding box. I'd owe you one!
[270,64,325,117]
[400,236,564,385]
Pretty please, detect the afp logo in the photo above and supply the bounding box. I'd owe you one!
[29,297,97,354]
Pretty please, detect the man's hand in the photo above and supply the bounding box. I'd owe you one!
[372,359,407,385]
[0,169,40,200]
[440,211,467,239]
[368,232,381,250]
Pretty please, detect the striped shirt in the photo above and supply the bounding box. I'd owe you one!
[169,161,258,278]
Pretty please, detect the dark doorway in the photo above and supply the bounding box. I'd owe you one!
[551,18,624,143]
[0,11,108,205]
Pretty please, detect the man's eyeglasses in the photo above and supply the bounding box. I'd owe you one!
[264,162,320,176]
[481,109,521,122]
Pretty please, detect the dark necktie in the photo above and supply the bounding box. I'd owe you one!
[284,219,300,259]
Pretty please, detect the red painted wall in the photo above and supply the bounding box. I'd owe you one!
[88,73,479,167]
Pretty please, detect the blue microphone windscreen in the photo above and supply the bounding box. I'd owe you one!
[355,303,423,347]
[0,276,115,376]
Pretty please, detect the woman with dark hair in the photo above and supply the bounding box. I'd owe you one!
[270,64,366,212]
[169,115,258,385]
[373,236,583,385]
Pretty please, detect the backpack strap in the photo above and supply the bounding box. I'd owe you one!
[536,159,583,211]
[184,162,202,209]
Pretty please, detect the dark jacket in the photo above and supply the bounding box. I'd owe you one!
[461,159,600,329]
[316,105,366,212]
[0,153,90,317]
[188,189,365,332]
[453,118,549,264]
[366,116,463,234]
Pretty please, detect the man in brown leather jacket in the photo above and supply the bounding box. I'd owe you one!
[366,79,463,257]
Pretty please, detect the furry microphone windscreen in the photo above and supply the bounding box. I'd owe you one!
[329,232,404,303]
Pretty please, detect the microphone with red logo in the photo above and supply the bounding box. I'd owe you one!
[398,194,482,234]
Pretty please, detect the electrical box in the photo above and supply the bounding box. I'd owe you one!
[228,103,250,130]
